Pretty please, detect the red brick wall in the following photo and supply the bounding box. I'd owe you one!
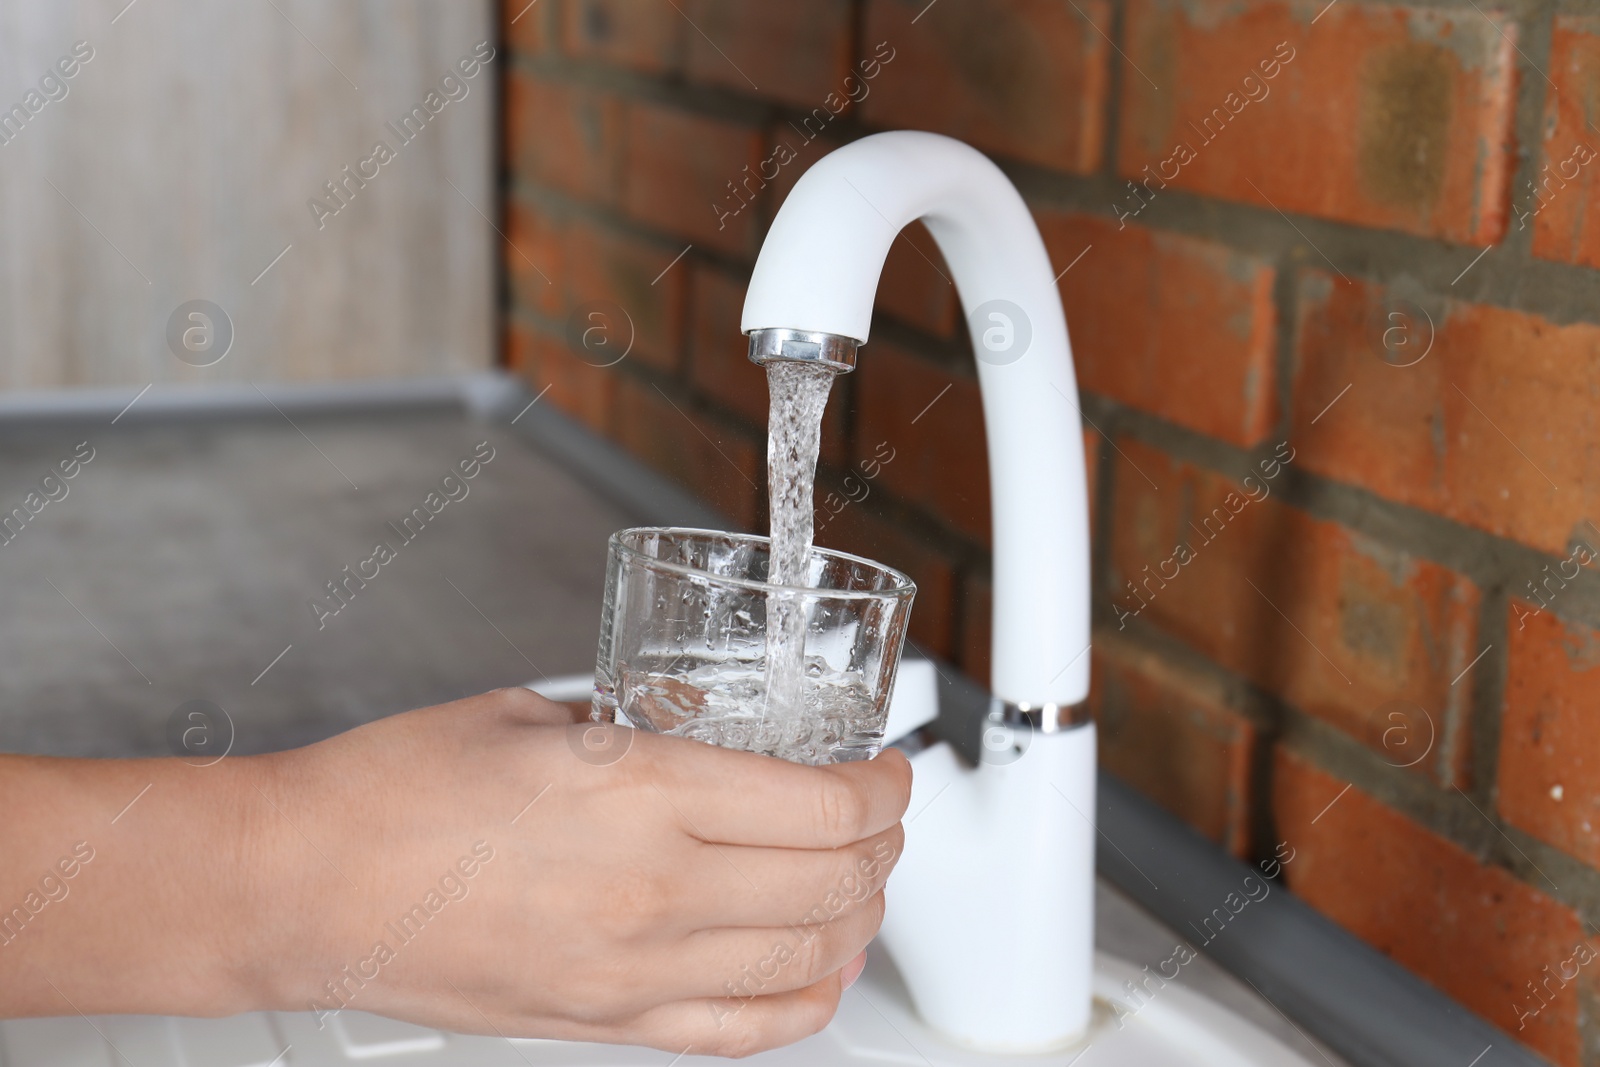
[500,3,1600,1061]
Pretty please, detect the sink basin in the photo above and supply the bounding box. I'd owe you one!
[513,948,1326,1067]
[0,950,1321,1066]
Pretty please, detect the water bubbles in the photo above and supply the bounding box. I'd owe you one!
[624,660,881,765]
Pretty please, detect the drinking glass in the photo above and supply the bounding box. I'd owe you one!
[591,527,916,765]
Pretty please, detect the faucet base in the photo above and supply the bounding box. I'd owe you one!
[812,948,1329,1066]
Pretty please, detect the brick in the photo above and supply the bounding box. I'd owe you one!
[956,429,1099,689]
[504,71,622,204]
[854,340,990,546]
[1532,16,1600,266]
[816,502,957,659]
[509,326,617,434]
[876,222,959,339]
[765,128,847,212]
[958,572,993,689]
[861,0,1109,174]
[1109,438,1480,782]
[688,264,757,416]
[621,100,764,256]
[564,219,687,374]
[1274,748,1586,1067]
[613,377,763,530]
[685,0,853,109]
[1092,633,1256,857]
[1117,0,1517,244]
[502,0,548,55]
[1289,271,1600,556]
[686,264,847,467]
[1497,602,1600,869]
[560,0,681,73]
[504,199,564,319]
[1041,213,1277,447]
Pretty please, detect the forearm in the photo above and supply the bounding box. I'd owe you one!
[0,688,911,1057]
[0,752,297,1018]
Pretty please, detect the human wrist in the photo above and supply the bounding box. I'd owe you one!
[228,747,352,1014]
[158,752,309,1015]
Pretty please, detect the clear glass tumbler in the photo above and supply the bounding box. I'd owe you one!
[591,527,916,765]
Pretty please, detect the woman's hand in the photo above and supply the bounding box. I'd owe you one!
[1,688,909,1057]
[255,688,911,1056]
[263,688,911,1054]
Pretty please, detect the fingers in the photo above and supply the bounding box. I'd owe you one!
[627,965,850,1059]
[673,823,902,930]
[668,889,884,1001]
[644,738,913,849]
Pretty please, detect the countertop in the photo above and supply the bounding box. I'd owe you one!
[0,408,1346,1064]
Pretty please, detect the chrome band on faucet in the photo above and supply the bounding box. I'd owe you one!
[746,328,860,374]
[987,697,1092,734]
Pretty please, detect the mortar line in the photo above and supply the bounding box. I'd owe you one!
[1243,577,1351,685]
[1463,0,1556,93]
[1068,0,1157,90]
[1453,785,1559,893]
[1450,245,1493,286]
[667,0,758,91]
[1243,177,1347,281]
[1451,643,1492,687]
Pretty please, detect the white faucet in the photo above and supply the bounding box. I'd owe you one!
[742,131,1097,1052]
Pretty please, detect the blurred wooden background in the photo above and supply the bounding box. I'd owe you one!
[0,0,494,391]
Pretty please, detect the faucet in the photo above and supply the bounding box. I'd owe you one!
[742,131,1096,1052]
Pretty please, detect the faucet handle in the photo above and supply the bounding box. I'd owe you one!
[746,327,859,374]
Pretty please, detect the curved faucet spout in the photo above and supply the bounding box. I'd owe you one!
[741,130,1090,709]
[742,131,1097,1051]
